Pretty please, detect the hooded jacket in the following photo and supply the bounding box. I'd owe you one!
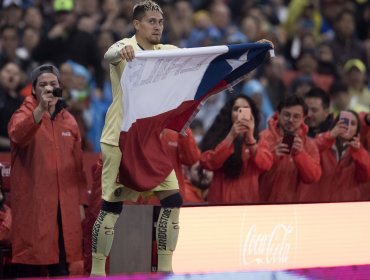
[8,96,88,265]
[259,113,321,203]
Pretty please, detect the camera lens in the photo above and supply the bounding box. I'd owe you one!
[52,88,63,98]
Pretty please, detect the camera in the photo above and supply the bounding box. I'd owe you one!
[52,88,63,98]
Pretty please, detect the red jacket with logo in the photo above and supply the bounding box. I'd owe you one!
[8,96,88,265]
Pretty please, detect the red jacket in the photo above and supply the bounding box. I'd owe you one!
[200,138,273,204]
[298,132,370,202]
[8,96,88,265]
[183,179,205,204]
[259,113,321,203]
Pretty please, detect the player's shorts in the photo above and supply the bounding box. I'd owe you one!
[100,143,179,202]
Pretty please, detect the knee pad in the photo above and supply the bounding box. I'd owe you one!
[160,193,183,208]
[101,200,123,214]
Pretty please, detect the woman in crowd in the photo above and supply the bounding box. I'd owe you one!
[199,94,273,204]
[298,110,370,202]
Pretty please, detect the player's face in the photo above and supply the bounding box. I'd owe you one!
[135,11,163,45]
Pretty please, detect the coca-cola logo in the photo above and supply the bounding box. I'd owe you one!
[241,223,294,265]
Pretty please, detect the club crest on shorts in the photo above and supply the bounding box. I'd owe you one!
[114,188,122,197]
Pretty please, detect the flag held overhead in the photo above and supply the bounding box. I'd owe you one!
[119,42,273,191]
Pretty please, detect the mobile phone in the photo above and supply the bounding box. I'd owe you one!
[282,133,295,154]
[339,111,352,134]
[238,107,251,121]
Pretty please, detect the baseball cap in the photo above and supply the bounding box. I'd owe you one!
[2,0,21,8]
[343,59,366,73]
[31,64,60,86]
[53,0,74,13]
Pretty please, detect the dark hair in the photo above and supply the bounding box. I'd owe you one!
[200,94,260,179]
[329,81,349,97]
[278,95,308,116]
[304,87,330,109]
[132,0,162,21]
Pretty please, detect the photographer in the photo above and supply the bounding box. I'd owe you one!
[259,95,322,203]
[8,64,88,277]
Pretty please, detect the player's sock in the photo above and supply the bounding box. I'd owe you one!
[91,210,119,276]
[156,207,180,273]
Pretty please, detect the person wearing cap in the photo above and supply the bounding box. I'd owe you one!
[343,59,370,113]
[8,64,88,277]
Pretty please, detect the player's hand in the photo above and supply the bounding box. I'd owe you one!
[257,39,274,49]
[120,44,135,61]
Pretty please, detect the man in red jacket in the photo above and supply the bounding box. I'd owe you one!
[259,95,321,203]
[8,64,88,277]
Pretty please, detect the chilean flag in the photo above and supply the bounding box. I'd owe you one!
[119,43,273,191]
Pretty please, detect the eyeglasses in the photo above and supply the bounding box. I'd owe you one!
[281,112,303,122]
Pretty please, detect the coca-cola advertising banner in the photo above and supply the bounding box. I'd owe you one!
[173,202,370,273]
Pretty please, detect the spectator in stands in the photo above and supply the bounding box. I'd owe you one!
[298,110,370,202]
[0,0,23,28]
[8,64,88,277]
[328,9,369,71]
[22,6,44,32]
[183,161,211,204]
[64,60,93,151]
[209,2,245,45]
[0,62,23,152]
[185,10,221,48]
[316,41,339,78]
[200,94,273,204]
[329,81,361,116]
[304,87,333,138]
[342,59,370,113]
[32,0,104,93]
[240,15,263,43]
[0,25,22,68]
[259,95,321,203]
[243,78,274,131]
[290,74,316,98]
[284,49,334,94]
[17,26,40,78]
[258,55,287,111]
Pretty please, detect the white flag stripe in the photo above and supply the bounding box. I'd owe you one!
[134,45,229,59]
[121,52,220,131]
